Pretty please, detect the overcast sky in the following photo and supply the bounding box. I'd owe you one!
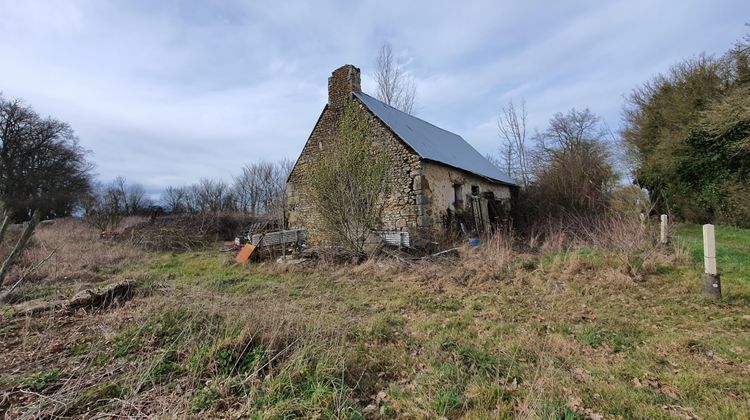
[1,1,747,197]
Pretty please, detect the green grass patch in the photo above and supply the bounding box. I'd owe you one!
[676,224,750,285]
[191,386,221,412]
[20,369,62,392]
[440,338,522,379]
[576,324,643,353]
[69,382,125,415]
[7,227,750,417]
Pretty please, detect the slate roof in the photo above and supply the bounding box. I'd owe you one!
[353,91,515,186]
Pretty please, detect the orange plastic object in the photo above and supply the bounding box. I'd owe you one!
[235,243,256,264]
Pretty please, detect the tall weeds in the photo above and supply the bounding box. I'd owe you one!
[422,213,675,286]
[3,218,143,295]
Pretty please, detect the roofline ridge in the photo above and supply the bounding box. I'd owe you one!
[352,91,517,187]
[353,91,464,141]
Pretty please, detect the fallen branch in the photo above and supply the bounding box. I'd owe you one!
[67,280,137,312]
[426,247,459,259]
[19,280,138,317]
[381,248,415,264]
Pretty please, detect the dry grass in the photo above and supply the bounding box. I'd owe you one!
[0,216,748,418]
[1,218,144,303]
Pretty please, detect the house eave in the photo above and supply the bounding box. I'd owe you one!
[420,158,518,188]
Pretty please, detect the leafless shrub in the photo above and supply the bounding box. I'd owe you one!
[525,213,664,281]
[121,213,272,251]
[513,108,617,229]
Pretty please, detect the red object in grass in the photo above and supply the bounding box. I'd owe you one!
[235,243,256,264]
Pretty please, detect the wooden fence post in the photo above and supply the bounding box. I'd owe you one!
[701,224,721,299]
[660,214,669,244]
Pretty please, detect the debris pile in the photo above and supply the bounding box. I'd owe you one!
[121,213,272,251]
[233,227,306,264]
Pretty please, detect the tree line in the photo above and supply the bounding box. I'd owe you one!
[622,28,750,226]
[494,26,749,227]
[3,31,748,229]
[0,95,93,221]
[1,92,292,227]
[160,159,292,216]
[82,160,292,230]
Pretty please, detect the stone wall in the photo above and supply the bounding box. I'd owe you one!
[422,161,512,217]
[287,65,423,244]
[287,64,514,244]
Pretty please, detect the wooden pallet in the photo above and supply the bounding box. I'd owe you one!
[249,228,305,248]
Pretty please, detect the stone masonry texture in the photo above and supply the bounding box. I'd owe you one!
[287,64,512,244]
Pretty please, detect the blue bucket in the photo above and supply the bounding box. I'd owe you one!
[468,237,480,247]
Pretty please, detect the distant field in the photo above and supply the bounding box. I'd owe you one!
[676,224,750,285]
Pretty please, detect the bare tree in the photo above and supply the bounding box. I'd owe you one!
[192,178,234,213]
[266,158,293,221]
[375,42,417,114]
[276,158,294,218]
[484,153,503,172]
[0,95,93,220]
[232,159,293,219]
[162,186,189,214]
[233,164,262,214]
[125,183,150,215]
[98,176,151,216]
[104,176,127,215]
[81,186,123,232]
[497,99,530,187]
[531,108,616,215]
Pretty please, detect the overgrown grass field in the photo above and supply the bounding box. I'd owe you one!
[1,220,748,418]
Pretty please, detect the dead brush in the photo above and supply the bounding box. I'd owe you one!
[2,218,144,301]
[3,291,346,417]
[450,233,516,285]
[121,213,269,252]
[525,214,668,282]
[578,214,662,281]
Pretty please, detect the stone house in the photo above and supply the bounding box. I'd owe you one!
[286,64,516,246]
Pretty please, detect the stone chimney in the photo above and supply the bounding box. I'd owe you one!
[328,64,361,110]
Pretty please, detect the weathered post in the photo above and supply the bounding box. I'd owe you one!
[660,214,669,244]
[701,224,721,299]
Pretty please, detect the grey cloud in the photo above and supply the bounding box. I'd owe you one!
[0,0,746,193]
